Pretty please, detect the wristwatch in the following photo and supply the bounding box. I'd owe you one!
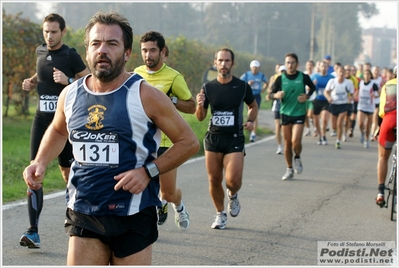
[143,162,160,180]
[68,77,74,84]
[171,96,178,105]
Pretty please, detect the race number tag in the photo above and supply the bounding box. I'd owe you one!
[212,111,234,126]
[70,130,119,168]
[39,95,58,112]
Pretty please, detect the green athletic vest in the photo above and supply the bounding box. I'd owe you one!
[280,72,307,116]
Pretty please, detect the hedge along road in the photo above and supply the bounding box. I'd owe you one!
[2,110,396,266]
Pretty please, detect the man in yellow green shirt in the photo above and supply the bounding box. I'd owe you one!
[134,31,195,230]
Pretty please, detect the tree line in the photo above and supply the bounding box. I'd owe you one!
[2,2,378,116]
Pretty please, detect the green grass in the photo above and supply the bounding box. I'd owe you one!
[2,98,273,204]
[2,114,68,203]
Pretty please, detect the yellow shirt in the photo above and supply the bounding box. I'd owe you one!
[134,63,192,147]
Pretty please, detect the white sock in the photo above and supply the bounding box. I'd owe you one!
[174,201,183,212]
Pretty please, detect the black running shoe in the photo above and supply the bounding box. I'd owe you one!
[157,203,168,225]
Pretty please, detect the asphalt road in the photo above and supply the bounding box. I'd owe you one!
[2,110,397,266]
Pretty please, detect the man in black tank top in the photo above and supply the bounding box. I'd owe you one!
[20,13,90,249]
[195,48,258,230]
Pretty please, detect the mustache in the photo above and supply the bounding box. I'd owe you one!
[95,55,111,64]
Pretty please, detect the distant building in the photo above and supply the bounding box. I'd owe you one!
[355,27,397,68]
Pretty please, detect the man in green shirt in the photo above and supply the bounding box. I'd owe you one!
[269,53,316,180]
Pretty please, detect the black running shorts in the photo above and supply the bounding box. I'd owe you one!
[157,146,169,157]
[281,114,306,125]
[329,103,348,116]
[204,132,245,155]
[312,99,329,116]
[64,206,158,258]
[273,110,281,120]
[31,112,73,167]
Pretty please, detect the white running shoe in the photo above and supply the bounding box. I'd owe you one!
[322,136,328,145]
[330,130,337,137]
[211,212,227,229]
[227,189,241,217]
[364,140,370,148]
[294,157,303,174]
[282,168,294,180]
[250,133,256,142]
[173,202,190,230]
[276,145,282,155]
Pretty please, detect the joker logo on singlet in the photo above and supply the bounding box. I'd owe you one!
[70,104,119,168]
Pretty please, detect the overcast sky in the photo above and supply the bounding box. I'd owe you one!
[358,2,398,29]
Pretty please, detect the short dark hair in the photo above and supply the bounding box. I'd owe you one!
[139,31,165,51]
[84,11,133,52]
[285,53,298,63]
[43,13,66,31]
[214,47,235,62]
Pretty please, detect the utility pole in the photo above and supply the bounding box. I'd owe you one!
[310,3,315,60]
[267,20,271,57]
[254,29,258,55]
[253,14,258,55]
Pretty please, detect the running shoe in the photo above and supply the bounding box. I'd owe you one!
[364,140,370,148]
[304,128,311,136]
[211,212,227,229]
[227,189,241,217]
[317,138,322,145]
[376,193,385,208]
[294,157,303,174]
[360,133,365,144]
[322,136,328,146]
[343,134,347,142]
[348,129,353,138]
[330,130,337,137]
[276,145,282,155]
[313,128,318,137]
[173,203,190,230]
[250,133,256,142]
[19,230,40,249]
[157,203,168,225]
[335,141,341,149]
[282,168,294,180]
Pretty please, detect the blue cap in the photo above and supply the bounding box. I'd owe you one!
[324,55,331,60]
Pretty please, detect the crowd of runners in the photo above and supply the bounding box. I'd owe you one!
[264,54,397,209]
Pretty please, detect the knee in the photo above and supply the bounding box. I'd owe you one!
[226,180,242,192]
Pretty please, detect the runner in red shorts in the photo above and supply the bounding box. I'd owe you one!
[375,66,397,207]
